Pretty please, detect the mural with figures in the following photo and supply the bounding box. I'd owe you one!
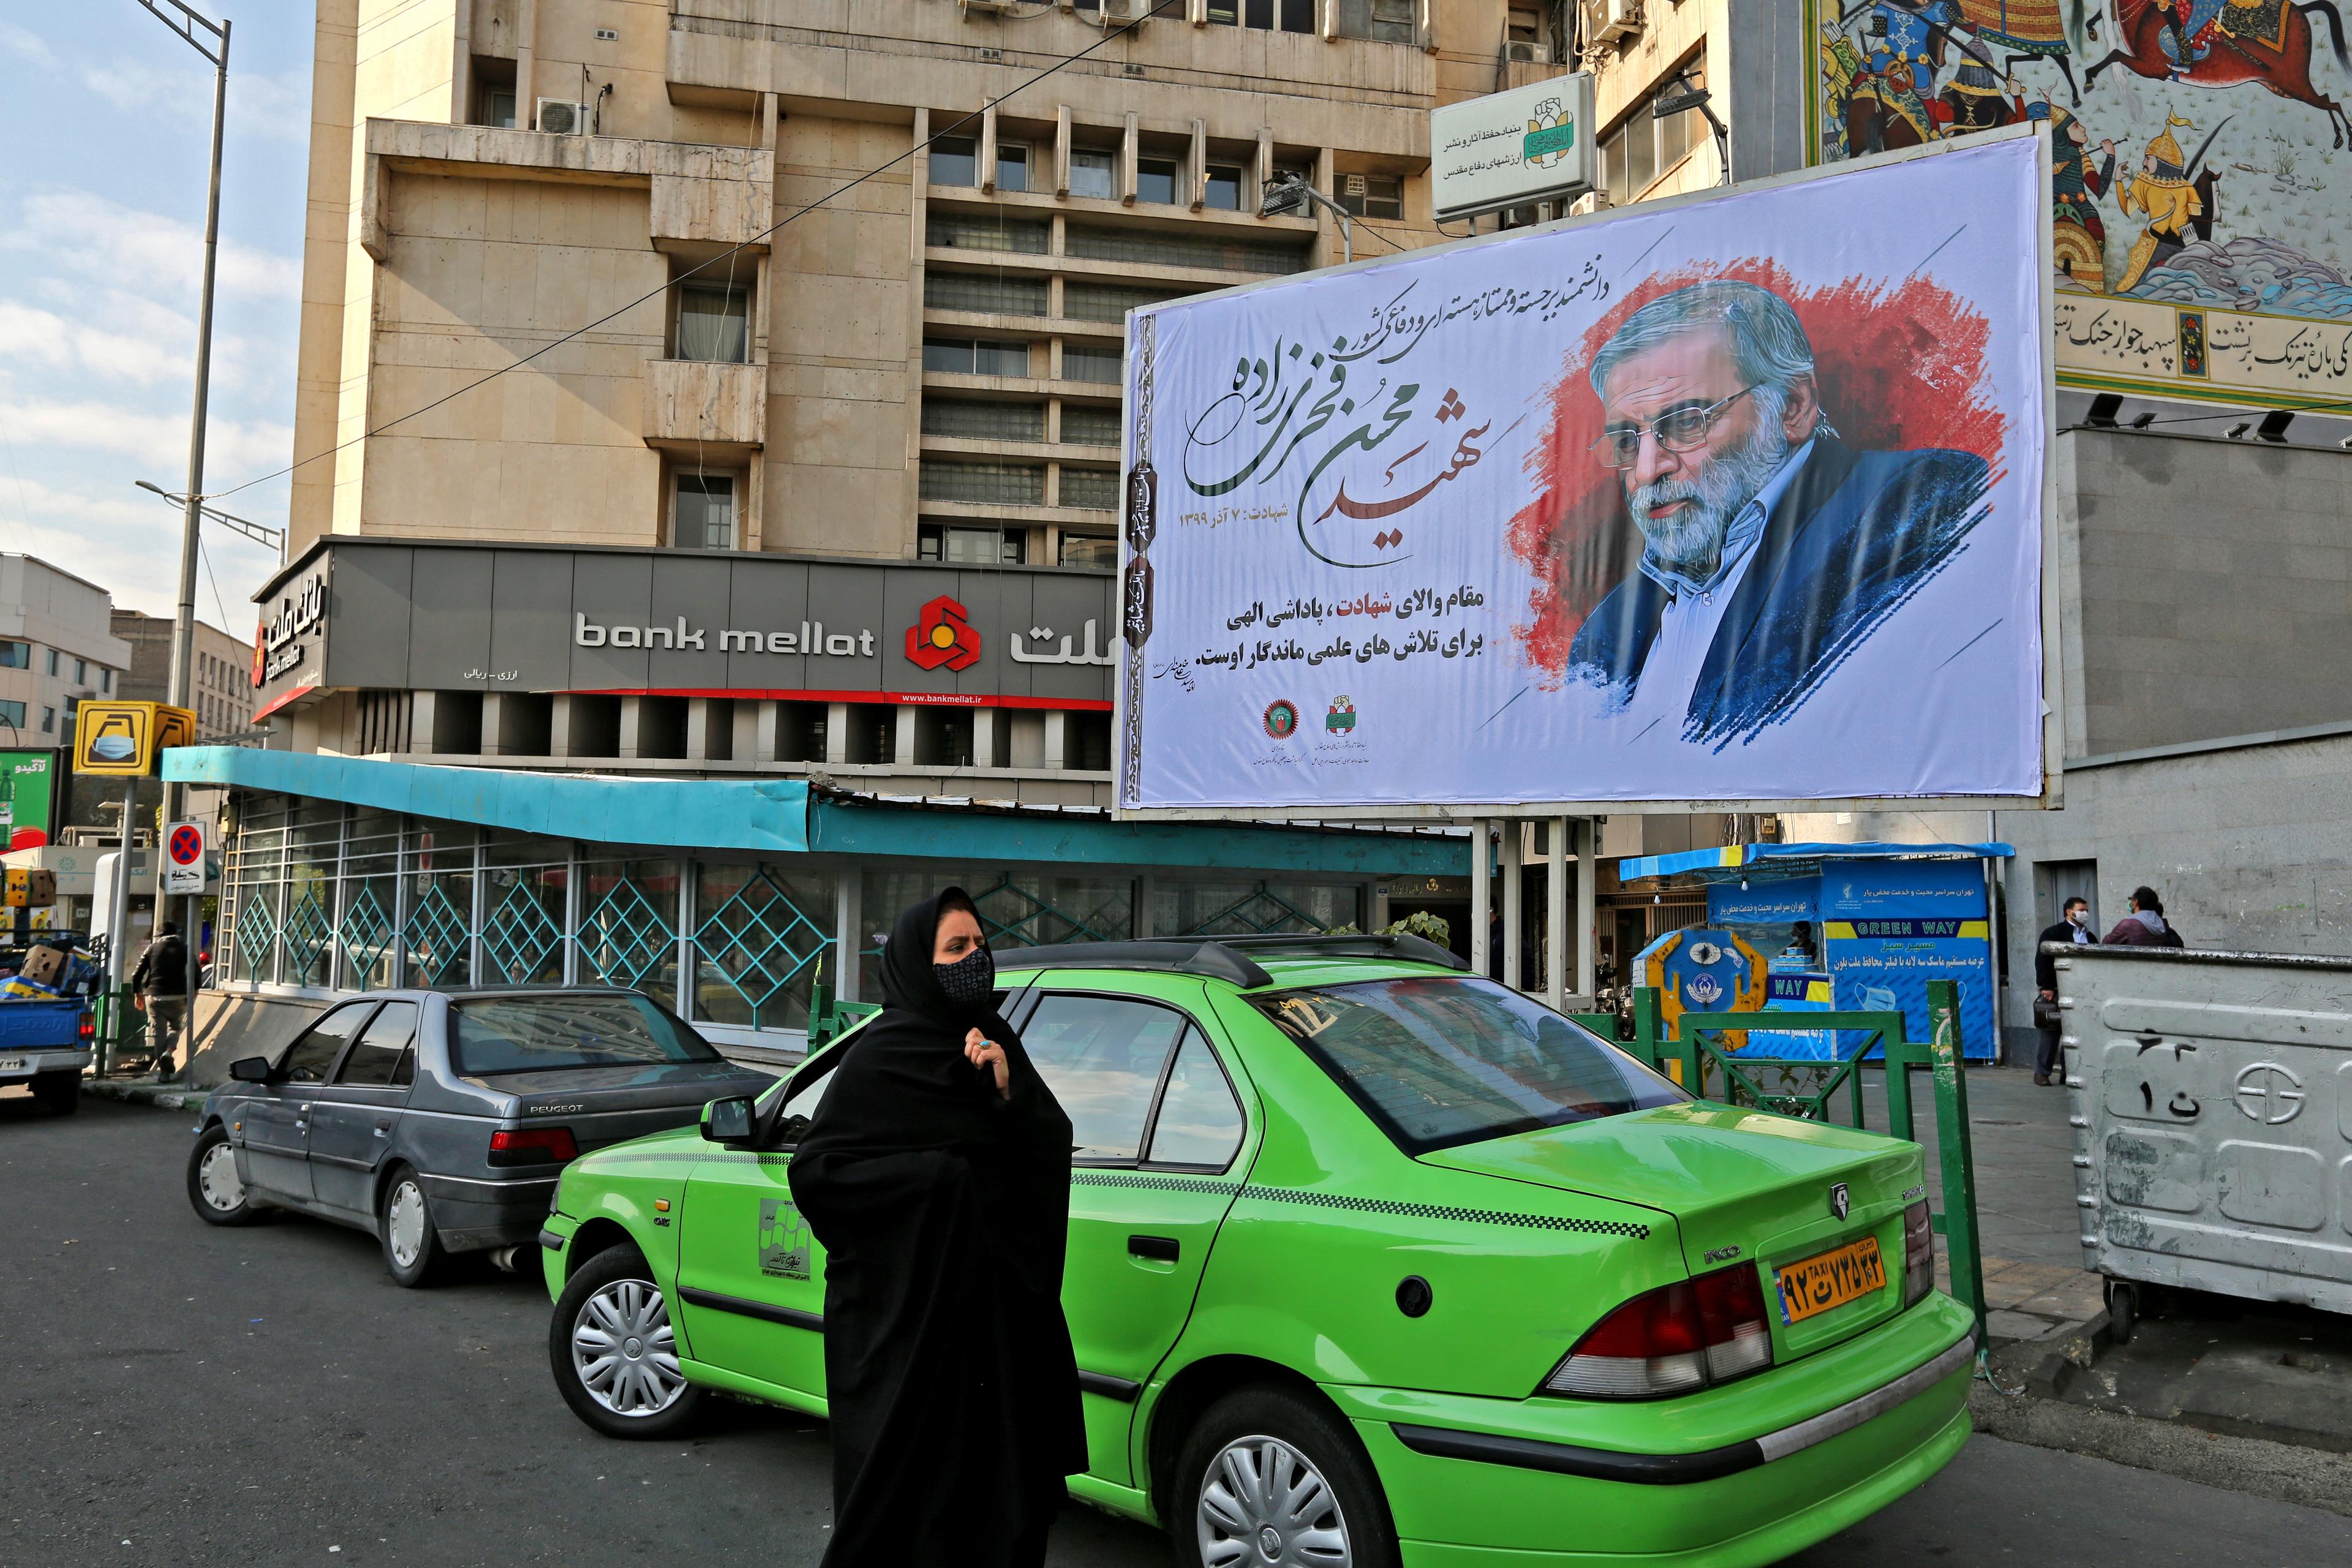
[1809,1,2352,409]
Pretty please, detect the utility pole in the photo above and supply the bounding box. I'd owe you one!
[138,0,232,1046]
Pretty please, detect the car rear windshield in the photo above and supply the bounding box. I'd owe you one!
[1251,975,1685,1154]
[448,993,722,1076]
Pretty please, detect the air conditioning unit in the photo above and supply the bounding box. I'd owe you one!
[1096,0,1155,24]
[1506,40,1550,64]
[534,97,585,135]
[1570,190,1611,216]
[960,0,1016,15]
[1583,0,1643,45]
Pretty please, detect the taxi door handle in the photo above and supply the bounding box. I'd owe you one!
[1128,1235,1180,1263]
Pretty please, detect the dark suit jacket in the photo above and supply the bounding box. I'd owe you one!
[1566,434,1992,743]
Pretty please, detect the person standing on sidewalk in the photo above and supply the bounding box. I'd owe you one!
[130,922,190,1079]
[2105,886,2186,949]
[2032,897,2095,1085]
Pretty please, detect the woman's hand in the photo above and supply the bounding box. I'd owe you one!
[965,1029,1011,1099]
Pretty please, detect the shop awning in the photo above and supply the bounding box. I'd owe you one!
[164,747,1468,875]
[1615,840,2013,884]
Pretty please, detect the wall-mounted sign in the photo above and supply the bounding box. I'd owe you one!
[255,571,328,687]
[1431,74,1598,224]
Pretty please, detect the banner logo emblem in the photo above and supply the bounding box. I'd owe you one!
[1325,696,1357,733]
[1262,700,1300,739]
[904,596,981,673]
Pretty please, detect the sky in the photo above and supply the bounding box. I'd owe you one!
[0,2,314,635]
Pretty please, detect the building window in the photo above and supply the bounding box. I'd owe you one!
[925,213,1049,254]
[1067,224,1308,275]
[1333,0,1415,42]
[1058,534,1119,569]
[1231,0,1316,29]
[1336,172,1405,221]
[38,706,54,733]
[1204,164,1245,211]
[923,337,1031,377]
[923,399,1046,443]
[74,658,86,685]
[1604,67,1707,206]
[1058,468,1119,510]
[930,135,980,187]
[99,666,111,693]
[473,59,518,129]
[673,473,737,550]
[924,271,1049,316]
[1059,405,1123,447]
[997,142,1029,192]
[1061,345,1123,385]
[0,700,21,728]
[1064,281,1186,323]
[1069,149,1117,200]
[918,524,1024,565]
[674,282,750,363]
[919,460,1046,506]
[0,641,24,669]
[44,647,58,675]
[1136,157,1180,206]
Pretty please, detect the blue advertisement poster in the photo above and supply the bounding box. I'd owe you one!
[1818,859,1985,919]
[1824,921,1997,1064]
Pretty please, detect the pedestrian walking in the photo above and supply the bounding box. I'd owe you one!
[2032,897,2096,1085]
[130,921,190,1079]
[2104,886,2186,949]
[788,888,1084,1568]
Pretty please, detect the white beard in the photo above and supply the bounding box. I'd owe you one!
[1624,418,1793,584]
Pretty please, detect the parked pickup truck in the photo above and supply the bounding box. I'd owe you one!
[0,998,90,1115]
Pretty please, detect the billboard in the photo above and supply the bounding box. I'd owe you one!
[1117,130,2054,816]
[1809,0,2352,411]
[0,750,64,850]
[1431,74,1599,223]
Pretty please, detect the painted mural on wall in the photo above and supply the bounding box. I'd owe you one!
[1809,1,2352,409]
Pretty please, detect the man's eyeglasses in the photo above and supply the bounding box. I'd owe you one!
[1589,386,1757,469]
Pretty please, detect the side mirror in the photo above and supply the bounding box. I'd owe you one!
[229,1056,271,1084]
[701,1095,755,1145]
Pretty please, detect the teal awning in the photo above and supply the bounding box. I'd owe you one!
[165,747,1466,875]
[1616,840,2015,883]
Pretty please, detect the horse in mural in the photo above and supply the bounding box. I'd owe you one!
[2082,0,2352,147]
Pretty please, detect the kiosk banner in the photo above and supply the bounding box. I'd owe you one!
[1118,132,2052,813]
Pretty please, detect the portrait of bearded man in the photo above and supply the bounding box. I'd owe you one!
[1564,279,1992,744]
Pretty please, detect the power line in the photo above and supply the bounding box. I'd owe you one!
[213,0,1196,502]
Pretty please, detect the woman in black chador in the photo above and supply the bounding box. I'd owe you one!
[789,888,1084,1568]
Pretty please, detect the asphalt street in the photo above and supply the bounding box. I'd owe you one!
[5,1093,2347,1568]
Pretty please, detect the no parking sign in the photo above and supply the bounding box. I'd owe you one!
[162,820,206,895]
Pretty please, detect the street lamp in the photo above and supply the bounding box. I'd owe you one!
[132,0,231,1018]
[1261,173,1355,266]
[1651,73,1730,187]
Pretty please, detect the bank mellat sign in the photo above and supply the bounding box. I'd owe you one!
[251,540,1117,718]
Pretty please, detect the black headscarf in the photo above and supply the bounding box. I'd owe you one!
[788,889,1083,1568]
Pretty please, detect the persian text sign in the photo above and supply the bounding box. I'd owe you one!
[1118,134,2050,813]
[1431,75,1599,224]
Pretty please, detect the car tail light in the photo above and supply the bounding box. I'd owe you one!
[1544,1265,1776,1400]
[78,1011,93,1041]
[489,1126,579,1166]
[1902,1200,1935,1307]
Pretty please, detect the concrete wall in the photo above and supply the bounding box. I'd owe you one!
[1996,728,2352,1048]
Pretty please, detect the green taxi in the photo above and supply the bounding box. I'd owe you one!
[538,935,1974,1567]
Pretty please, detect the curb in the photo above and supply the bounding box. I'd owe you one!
[83,1077,211,1114]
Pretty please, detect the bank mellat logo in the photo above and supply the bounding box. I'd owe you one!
[905,596,982,673]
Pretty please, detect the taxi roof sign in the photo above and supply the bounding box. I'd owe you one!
[72,701,197,776]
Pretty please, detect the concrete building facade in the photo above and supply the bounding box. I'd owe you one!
[0,556,132,751]
[110,611,256,739]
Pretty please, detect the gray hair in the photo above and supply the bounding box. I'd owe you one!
[1589,280,1820,406]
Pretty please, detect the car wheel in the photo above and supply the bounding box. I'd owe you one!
[378,1166,445,1287]
[1172,1385,1400,1568]
[548,1244,702,1439]
[32,1070,78,1115]
[186,1125,262,1226]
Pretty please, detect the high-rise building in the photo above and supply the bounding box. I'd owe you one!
[0,556,130,752]
[110,612,256,739]
[269,1,1577,797]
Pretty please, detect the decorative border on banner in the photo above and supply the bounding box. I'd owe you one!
[1118,312,1157,809]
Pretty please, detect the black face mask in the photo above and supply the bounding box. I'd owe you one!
[935,945,995,1008]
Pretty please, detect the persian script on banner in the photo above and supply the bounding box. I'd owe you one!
[1117,133,2051,813]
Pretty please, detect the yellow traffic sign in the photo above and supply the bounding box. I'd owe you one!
[71,701,198,776]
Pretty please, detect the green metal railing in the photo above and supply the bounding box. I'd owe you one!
[91,987,148,1076]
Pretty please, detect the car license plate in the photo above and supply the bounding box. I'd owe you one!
[1774,1235,1886,1324]
[0,1057,23,1073]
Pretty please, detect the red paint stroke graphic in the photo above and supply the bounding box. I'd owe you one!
[1506,260,2007,680]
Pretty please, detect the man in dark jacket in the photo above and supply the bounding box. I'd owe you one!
[130,922,190,1079]
[2032,897,2095,1085]
[2105,886,2185,949]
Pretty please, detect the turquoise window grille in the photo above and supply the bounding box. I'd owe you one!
[578,861,680,997]
[232,886,279,985]
[1157,880,1362,937]
[402,881,473,987]
[281,884,335,987]
[336,883,397,990]
[692,864,835,1031]
[482,870,566,984]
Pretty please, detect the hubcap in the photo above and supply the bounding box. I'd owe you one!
[198,1141,244,1212]
[386,1180,428,1268]
[572,1279,685,1418]
[1198,1434,1351,1568]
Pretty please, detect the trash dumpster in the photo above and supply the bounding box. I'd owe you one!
[2059,943,2352,1335]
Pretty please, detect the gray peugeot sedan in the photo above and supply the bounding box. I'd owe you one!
[186,987,772,1286]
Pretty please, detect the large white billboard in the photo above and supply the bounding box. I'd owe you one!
[1116,130,2056,816]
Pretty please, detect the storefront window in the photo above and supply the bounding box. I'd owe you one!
[691,862,837,1032]
[577,858,683,1003]
[337,809,402,991]
[282,803,344,989]
[402,820,477,988]
[1155,879,1362,937]
[859,869,1135,997]
[224,794,289,985]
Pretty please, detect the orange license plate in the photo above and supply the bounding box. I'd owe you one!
[1774,1236,1886,1324]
